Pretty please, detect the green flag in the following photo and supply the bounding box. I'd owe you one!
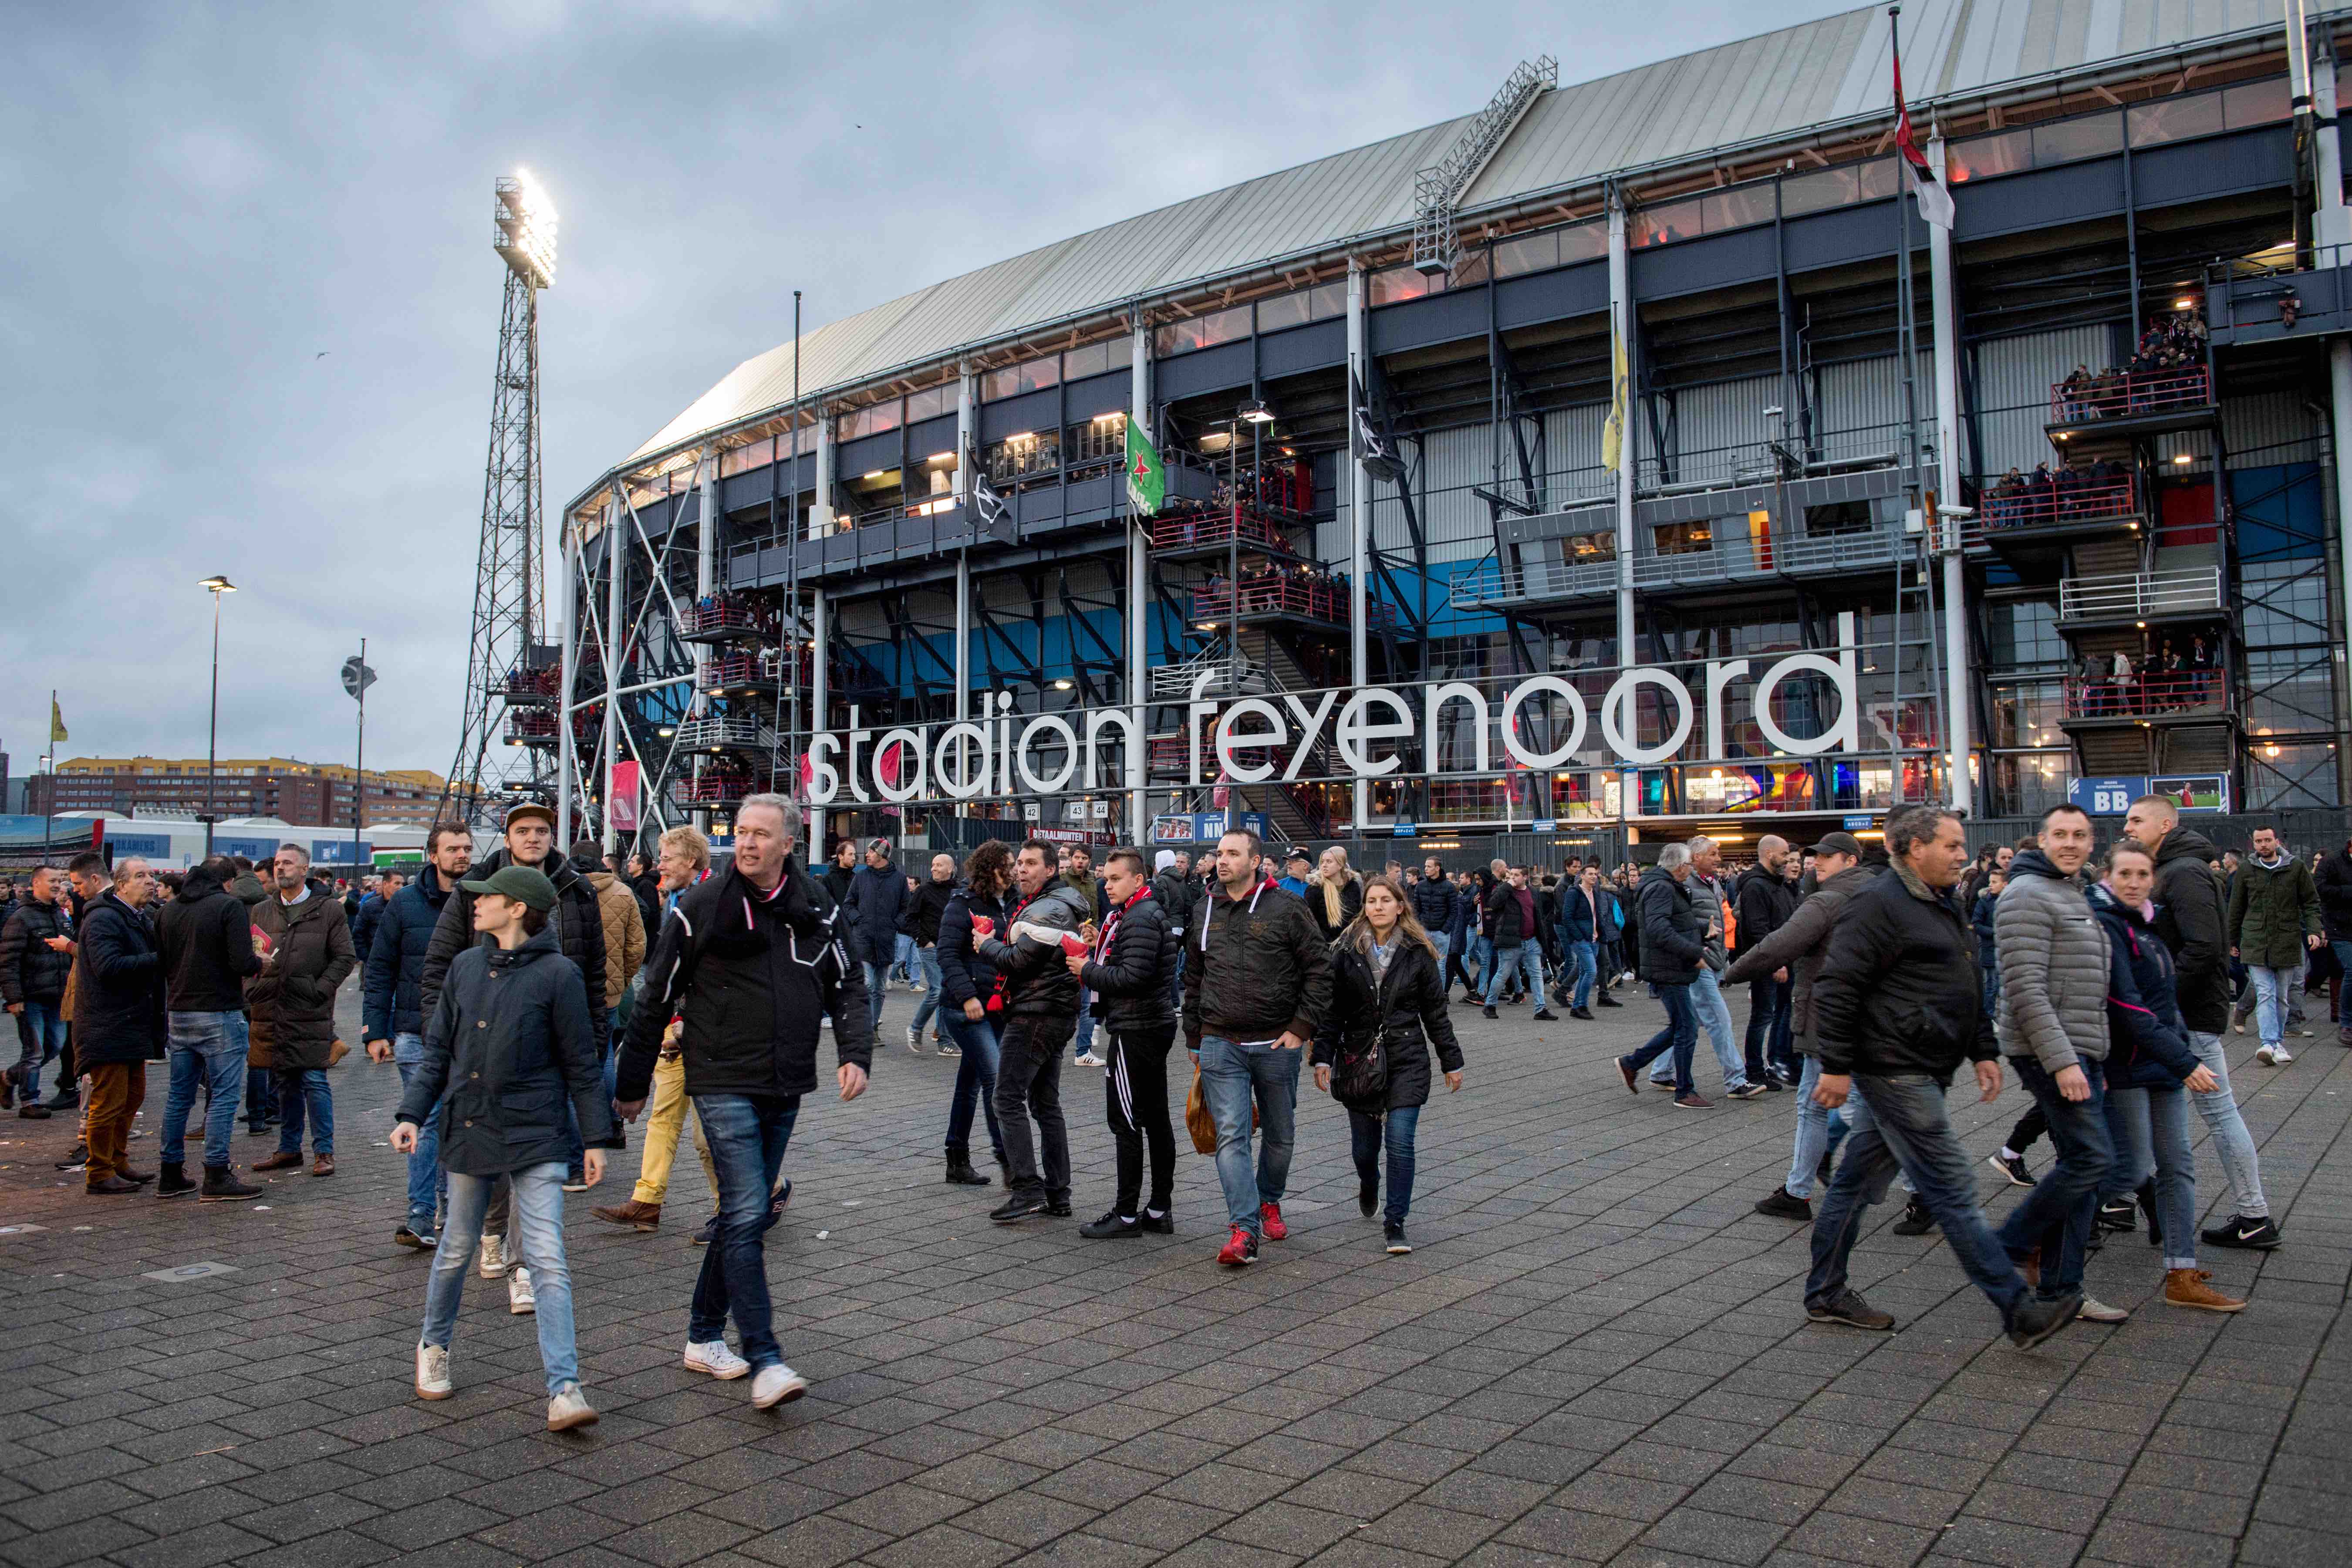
[1124,416,1164,516]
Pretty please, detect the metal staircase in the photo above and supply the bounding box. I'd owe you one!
[1412,57,1556,276]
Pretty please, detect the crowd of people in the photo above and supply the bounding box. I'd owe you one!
[1199,562,1357,622]
[2053,309,2211,421]
[2072,637,2220,715]
[1980,457,2135,529]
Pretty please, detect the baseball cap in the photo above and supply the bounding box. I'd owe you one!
[459,864,558,911]
[1815,831,1865,860]
[504,802,556,832]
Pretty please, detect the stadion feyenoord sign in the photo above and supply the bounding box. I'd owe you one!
[806,617,1863,806]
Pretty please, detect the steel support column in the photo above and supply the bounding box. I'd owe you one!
[693,450,717,830]
[1929,137,1972,815]
[1609,192,1636,663]
[811,406,836,537]
[557,513,580,847]
[1128,312,1151,839]
[1347,259,1370,829]
[602,489,625,858]
[955,364,974,730]
[2314,29,2352,800]
[811,585,830,759]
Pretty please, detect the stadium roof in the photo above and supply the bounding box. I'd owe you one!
[619,0,2287,471]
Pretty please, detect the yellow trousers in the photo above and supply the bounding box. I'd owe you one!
[631,1053,715,1207]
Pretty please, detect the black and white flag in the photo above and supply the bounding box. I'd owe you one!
[1351,371,1406,485]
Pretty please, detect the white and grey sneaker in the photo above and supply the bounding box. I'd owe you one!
[414,1342,452,1400]
[508,1266,537,1315]
[905,1025,922,1052]
[1073,1052,1107,1068]
[684,1339,750,1380]
[546,1383,598,1431]
[476,1235,506,1279]
[2076,1297,2129,1323]
[750,1363,808,1409]
[2254,1044,2288,1066]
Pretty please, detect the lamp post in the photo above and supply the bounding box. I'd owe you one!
[199,575,236,854]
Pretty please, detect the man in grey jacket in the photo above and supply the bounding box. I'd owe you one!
[1991,803,2116,1313]
[1728,833,1871,1220]
[1647,837,1760,1099]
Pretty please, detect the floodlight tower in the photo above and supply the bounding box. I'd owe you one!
[440,171,559,826]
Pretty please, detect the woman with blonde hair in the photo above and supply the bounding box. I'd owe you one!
[1311,874,1462,1254]
[1306,844,1364,944]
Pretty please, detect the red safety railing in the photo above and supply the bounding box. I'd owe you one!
[1981,473,2139,531]
[2048,366,2211,424]
[2063,671,2224,718]
[681,599,775,640]
[1150,508,1295,554]
[1191,577,1394,629]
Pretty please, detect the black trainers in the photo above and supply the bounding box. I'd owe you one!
[1725,1083,1767,1101]
[1358,1175,1378,1218]
[1383,1220,1411,1254]
[1481,1005,1498,1019]
[2007,1293,2080,1349]
[155,1164,196,1200]
[1569,1006,1594,1020]
[394,1224,437,1250]
[1079,1211,1140,1239]
[1532,1008,1559,1022]
[990,1190,1050,1225]
[1046,1197,1073,1218]
[2200,1214,2282,1250]
[1891,1196,1934,1235]
[1806,1288,1893,1330]
[1138,1210,1174,1234]
[2095,1198,2137,1233]
[1595,994,1622,1008]
[1753,1186,1812,1221]
[1988,1152,2033,1187]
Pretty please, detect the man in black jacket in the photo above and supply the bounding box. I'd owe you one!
[152,857,265,1200]
[1614,846,1708,1106]
[2318,838,2352,1046]
[972,841,1094,1224]
[1733,834,1799,1085]
[363,823,472,1247]
[77,859,165,1195]
[1182,828,1332,1268]
[0,866,74,1115]
[1803,805,2075,1347]
[1409,856,1458,969]
[614,795,869,1410]
[900,853,958,1053]
[1067,848,1177,1239]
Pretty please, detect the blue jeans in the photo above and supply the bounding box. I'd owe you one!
[1566,940,1597,1010]
[892,933,916,982]
[2186,1031,2268,1218]
[1074,988,1097,1055]
[1783,1055,1849,1200]
[161,1011,247,1170]
[2103,1084,2197,1271]
[422,1161,578,1394]
[1197,1034,1301,1236]
[1995,1056,2113,1299]
[1483,939,1543,1005]
[911,948,944,1036]
[1349,1105,1419,1223]
[1744,976,1792,1080]
[1623,982,1697,1094]
[1806,1074,2029,1326]
[1470,935,1495,993]
[2247,963,2298,1048]
[941,1011,1006,1162]
[860,961,889,1039]
[245,1066,279,1127]
[1653,968,1746,1089]
[691,1093,801,1370]
[13,1001,66,1100]
[1167,945,1187,1012]
[274,1068,333,1156]
[395,1040,446,1229]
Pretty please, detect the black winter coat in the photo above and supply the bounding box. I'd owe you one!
[246,892,358,1072]
[1733,865,1798,958]
[976,882,1092,1019]
[75,892,166,1067]
[1181,880,1332,1049]
[2087,882,2201,1091]
[617,857,871,1103]
[935,885,1005,1013]
[1635,867,1704,985]
[422,848,607,1059]
[1151,869,1199,937]
[2318,849,2352,943]
[0,897,72,1007]
[2150,828,2231,1035]
[351,893,387,967]
[1408,875,1457,936]
[841,863,911,965]
[1812,867,1994,1083]
[1077,889,1176,1038]
[396,923,614,1175]
[1306,877,1363,945]
[1481,880,1531,944]
[155,865,262,1013]
[362,864,453,1042]
[1312,937,1461,1111]
[903,878,957,947]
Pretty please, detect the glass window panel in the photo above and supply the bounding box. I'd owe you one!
[2129,91,2225,146]
[1017,357,1060,394]
[982,364,1022,401]
[1557,220,1607,263]
[2224,77,2291,128]
[1154,303,1252,354]
[1102,334,1132,370]
[1308,280,1346,320]
[1492,229,1559,277]
[1948,129,2031,182]
[1855,157,1900,200]
[1700,182,1776,233]
[1368,266,1436,305]
[1630,198,1703,248]
[1061,341,1108,380]
[1254,290,1311,331]
[1779,165,1859,217]
[904,385,950,423]
[2032,111,2123,165]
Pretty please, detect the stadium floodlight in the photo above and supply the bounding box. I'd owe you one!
[494,169,560,289]
[1238,398,1276,424]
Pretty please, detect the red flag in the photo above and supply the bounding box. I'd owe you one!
[1891,37,1954,229]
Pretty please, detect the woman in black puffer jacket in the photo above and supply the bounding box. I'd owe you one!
[933,842,1011,1184]
[1312,875,1463,1256]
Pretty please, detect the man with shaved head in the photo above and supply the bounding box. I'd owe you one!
[1734,833,1799,1087]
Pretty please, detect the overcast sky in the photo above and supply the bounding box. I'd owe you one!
[0,0,1853,792]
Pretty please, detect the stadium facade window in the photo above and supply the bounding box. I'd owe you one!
[1630,198,1702,247]
[1367,266,1439,305]
[835,400,901,441]
[1254,290,1311,331]
[1653,519,1713,555]
[984,428,1060,483]
[1308,280,1346,320]
[1949,128,2031,182]
[982,356,1060,400]
[1153,303,1251,356]
[904,384,952,423]
[1066,411,1125,465]
[1061,337,1132,380]
[1492,228,1558,277]
[1699,182,1776,233]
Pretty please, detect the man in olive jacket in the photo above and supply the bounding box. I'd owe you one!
[248,843,357,1177]
[2227,825,2323,1065]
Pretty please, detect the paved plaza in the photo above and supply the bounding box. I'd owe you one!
[0,978,2345,1568]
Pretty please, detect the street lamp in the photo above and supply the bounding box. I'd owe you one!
[199,575,236,854]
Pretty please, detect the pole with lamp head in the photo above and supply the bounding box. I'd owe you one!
[199,575,236,855]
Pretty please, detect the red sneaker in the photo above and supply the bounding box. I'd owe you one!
[1217,1225,1259,1267]
[1260,1201,1288,1241]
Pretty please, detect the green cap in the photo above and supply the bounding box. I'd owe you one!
[459,864,557,911]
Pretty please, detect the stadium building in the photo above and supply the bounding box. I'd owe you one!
[554,0,2352,863]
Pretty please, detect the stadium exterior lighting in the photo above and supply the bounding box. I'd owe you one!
[495,170,560,290]
[199,575,236,854]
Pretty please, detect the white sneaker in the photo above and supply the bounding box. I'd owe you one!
[821,1017,833,1031]
[905,1025,922,1052]
[415,1342,452,1400]
[2076,1297,2130,1323]
[508,1266,537,1315]
[2254,1045,2280,1066]
[751,1363,807,1409]
[2271,1045,2294,1064]
[683,1339,750,1380]
[938,1042,961,1058]
[1074,1052,1107,1068]
[546,1383,598,1431]
[477,1235,506,1279]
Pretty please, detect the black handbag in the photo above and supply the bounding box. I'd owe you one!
[1330,949,1390,1109]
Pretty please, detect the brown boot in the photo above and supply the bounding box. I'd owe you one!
[252,1150,304,1171]
[311,1155,335,1178]
[591,1200,661,1230]
[2163,1268,2245,1312]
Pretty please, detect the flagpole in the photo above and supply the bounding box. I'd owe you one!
[353,637,367,880]
[42,690,54,868]
[1890,1,1927,808]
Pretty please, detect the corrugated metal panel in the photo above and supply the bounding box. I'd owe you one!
[621,0,2285,469]
[1417,424,1495,561]
[1544,404,1612,504]
[1670,373,1781,487]
[1970,325,2104,476]
[2222,390,2323,465]
[1815,352,1937,469]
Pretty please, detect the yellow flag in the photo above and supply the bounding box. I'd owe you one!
[1600,327,1628,474]
[49,698,67,744]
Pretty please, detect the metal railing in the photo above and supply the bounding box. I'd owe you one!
[1450,556,1619,608]
[673,772,772,806]
[1191,576,1393,630]
[674,716,777,752]
[2062,671,2224,718]
[1454,522,1914,607]
[1981,473,2139,532]
[1149,642,1272,701]
[2047,366,2211,424]
[1149,509,1299,554]
[2059,568,2223,622]
[679,599,776,641]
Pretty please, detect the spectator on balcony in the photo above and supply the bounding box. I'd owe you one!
[2188,634,2214,672]
[2059,365,2093,422]
[1988,469,2025,527]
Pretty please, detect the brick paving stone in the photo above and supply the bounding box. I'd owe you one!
[0,979,2342,1566]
